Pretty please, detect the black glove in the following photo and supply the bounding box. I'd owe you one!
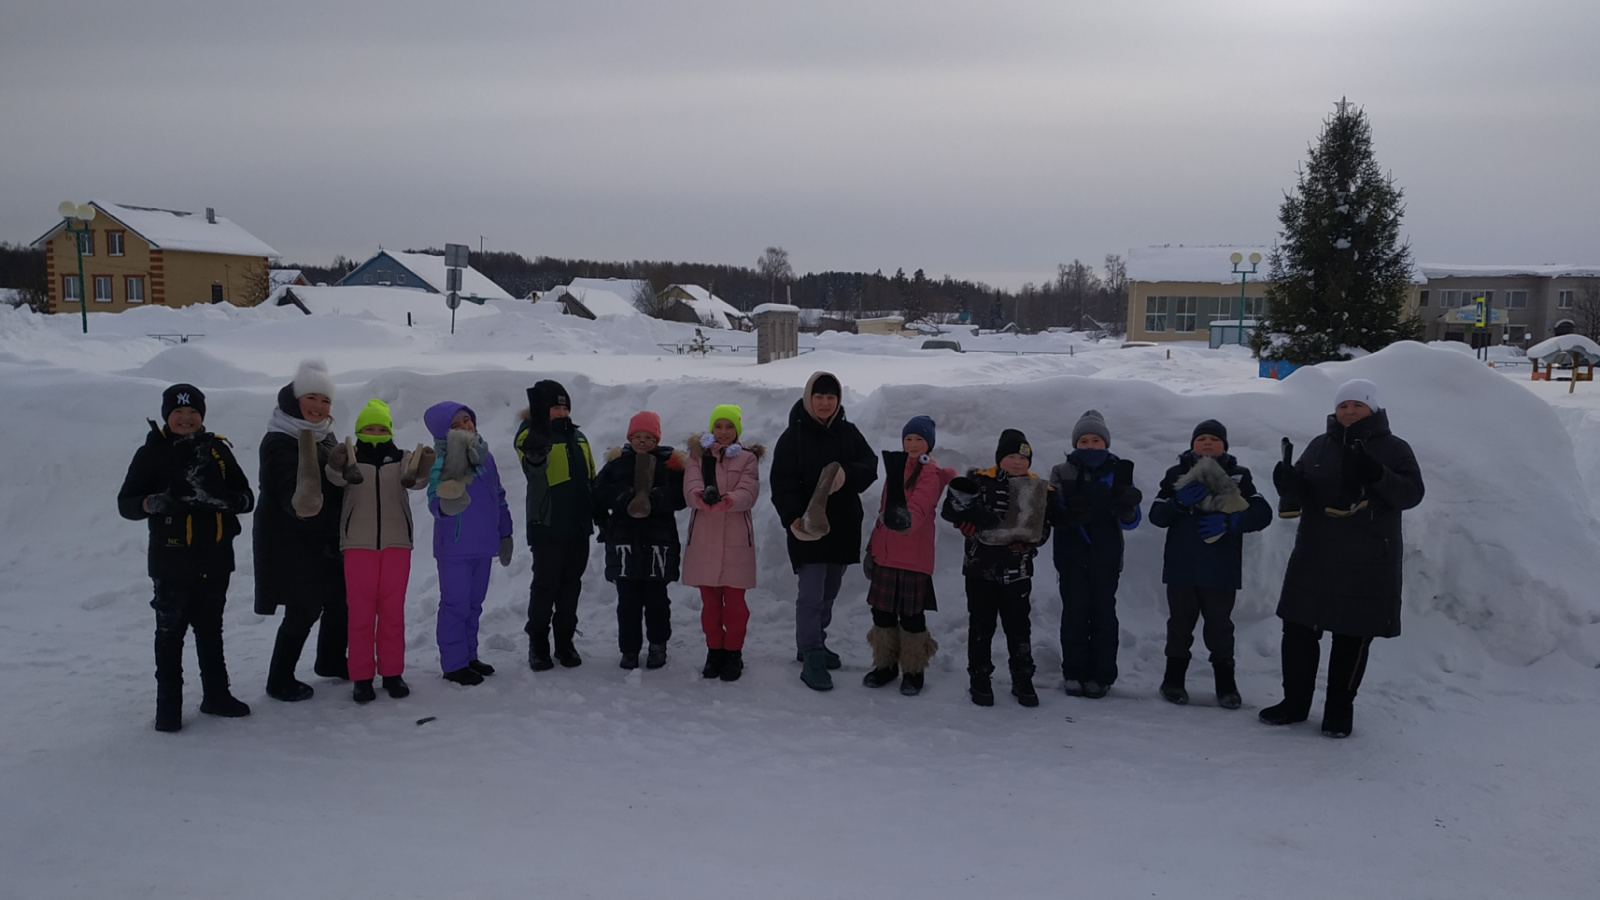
[1061,470,1091,526]
[1274,437,1302,518]
[1107,459,1140,519]
[1350,440,1385,484]
[700,452,721,505]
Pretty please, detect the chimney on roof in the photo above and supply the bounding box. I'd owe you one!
[205,207,215,224]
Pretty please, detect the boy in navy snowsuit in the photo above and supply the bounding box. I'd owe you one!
[515,379,596,670]
[1147,419,1272,708]
[1048,410,1141,699]
[117,384,255,732]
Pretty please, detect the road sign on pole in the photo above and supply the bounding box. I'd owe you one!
[1474,297,1487,328]
[444,243,470,269]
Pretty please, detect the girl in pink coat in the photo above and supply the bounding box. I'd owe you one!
[683,404,764,682]
[863,415,956,696]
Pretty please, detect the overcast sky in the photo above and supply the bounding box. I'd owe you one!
[3,0,1597,288]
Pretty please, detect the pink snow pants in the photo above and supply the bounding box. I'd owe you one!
[700,586,749,651]
[344,547,411,681]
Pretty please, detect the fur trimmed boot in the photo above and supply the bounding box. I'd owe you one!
[862,626,901,688]
[978,476,1049,545]
[897,628,938,696]
[880,451,912,533]
[1160,657,1190,705]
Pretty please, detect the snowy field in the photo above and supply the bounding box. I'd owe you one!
[3,298,1599,899]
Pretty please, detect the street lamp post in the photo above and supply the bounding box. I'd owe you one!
[1229,251,1262,346]
[58,201,96,334]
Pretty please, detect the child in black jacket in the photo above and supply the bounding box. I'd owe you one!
[116,384,255,732]
[942,429,1052,708]
[592,411,687,670]
[1147,419,1272,709]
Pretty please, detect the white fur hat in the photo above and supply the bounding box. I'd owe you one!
[292,359,335,400]
[1334,378,1381,412]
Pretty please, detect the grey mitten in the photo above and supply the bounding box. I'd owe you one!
[401,444,435,489]
[436,429,478,504]
[329,436,363,485]
[499,535,514,567]
[291,429,324,518]
[800,462,840,538]
[627,450,655,518]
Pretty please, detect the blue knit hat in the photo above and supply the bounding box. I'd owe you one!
[902,415,936,451]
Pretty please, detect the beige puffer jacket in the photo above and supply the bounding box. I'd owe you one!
[327,443,425,551]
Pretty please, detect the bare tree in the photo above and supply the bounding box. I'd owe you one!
[631,279,675,319]
[1102,253,1128,336]
[1056,260,1101,330]
[756,246,794,304]
[238,262,273,307]
[1574,279,1600,342]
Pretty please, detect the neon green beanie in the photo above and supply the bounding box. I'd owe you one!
[709,403,743,437]
[354,399,394,445]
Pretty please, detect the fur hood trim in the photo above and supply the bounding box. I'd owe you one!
[1172,455,1249,514]
[687,434,766,462]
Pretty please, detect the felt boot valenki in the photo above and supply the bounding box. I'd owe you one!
[862,626,901,688]
[897,628,938,697]
[627,449,655,519]
[1160,657,1190,705]
[794,462,840,541]
[1215,663,1242,710]
[978,477,1049,545]
[800,649,834,691]
[702,648,728,679]
[1274,438,1302,519]
[880,451,912,533]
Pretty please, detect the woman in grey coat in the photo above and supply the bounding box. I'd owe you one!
[1260,379,1424,738]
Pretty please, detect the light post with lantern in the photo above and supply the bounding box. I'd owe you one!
[1229,251,1262,346]
[58,201,97,334]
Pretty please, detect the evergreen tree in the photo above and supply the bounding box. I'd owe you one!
[1251,100,1420,363]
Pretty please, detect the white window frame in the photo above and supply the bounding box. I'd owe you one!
[63,275,81,301]
[107,231,125,256]
[1559,290,1574,310]
[1174,296,1197,333]
[77,231,94,256]
[125,276,145,304]
[93,275,114,303]
[1505,290,1527,309]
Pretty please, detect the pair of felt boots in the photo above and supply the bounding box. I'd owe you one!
[861,626,938,696]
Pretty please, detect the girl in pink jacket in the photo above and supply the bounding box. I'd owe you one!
[863,415,956,696]
[683,404,764,682]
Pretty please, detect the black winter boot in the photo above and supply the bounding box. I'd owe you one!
[1321,634,1370,738]
[443,666,485,686]
[1009,649,1039,708]
[1214,663,1241,710]
[969,668,995,706]
[899,672,924,696]
[529,638,555,672]
[862,626,901,688]
[702,648,728,678]
[1160,657,1190,705]
[718,650,744,682]
[382,675,411,698]
[194,616,249,717]
[155,682,183,733]
[554,639,583,668]
[1260,624,1319,726]
[619,653,639,670]
[646,643,668,670]
[880,451,912,532]
[467,659,496,677]
[353,679,377,704]
[266,635,314,702]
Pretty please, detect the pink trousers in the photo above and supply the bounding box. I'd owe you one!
[345,547,411,681]
[700,586,749,651]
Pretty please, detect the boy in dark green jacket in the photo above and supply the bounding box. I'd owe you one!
[515,379,596,670]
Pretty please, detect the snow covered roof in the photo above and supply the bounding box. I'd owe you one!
[32,201,280,257]
[272,285,498,326]
[269,269,306,287]
[750,302,800,316]
[364,250,514,301]
[552,278,647,318]
[1127,246,1273,285]
[1526,334,1600,359]
[665,284,750,329]
[1418,263,1600,280]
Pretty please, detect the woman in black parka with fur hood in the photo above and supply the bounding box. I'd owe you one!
[1261,378,1424,739]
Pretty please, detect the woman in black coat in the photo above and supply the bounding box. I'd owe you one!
[253,360,347,701]
[1261,379,1424,738]
[769,371,878,691]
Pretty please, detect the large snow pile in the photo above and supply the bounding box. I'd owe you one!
[2,301,1598,898]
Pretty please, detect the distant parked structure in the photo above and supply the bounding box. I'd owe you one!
[543,277,648,319]
[32,201,278,313]
[1413,264,1600,345]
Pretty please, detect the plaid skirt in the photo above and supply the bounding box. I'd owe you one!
[865,563,937,615]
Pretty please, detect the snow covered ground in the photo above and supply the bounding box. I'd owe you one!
[2,300,1598,898]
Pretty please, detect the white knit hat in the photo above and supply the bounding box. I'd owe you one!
[292,359,335,400]
[1334,378,1381,412]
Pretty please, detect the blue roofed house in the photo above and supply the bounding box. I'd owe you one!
[336,249,513,302]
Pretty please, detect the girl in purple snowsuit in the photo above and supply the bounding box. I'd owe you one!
[424,401,515,686]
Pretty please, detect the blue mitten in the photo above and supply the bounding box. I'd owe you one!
[1174,481,1207,508]
[1196,514,1227,541]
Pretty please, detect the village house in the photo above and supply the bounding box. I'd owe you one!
[33,202,278,313]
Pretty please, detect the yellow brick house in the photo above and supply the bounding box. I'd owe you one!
[33,202,278,313]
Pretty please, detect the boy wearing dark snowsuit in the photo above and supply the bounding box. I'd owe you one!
[254,360,348,702]
[942,429,1052,708]
[117,384,255,732]
[769,371,878,691]
[425,401,513,687]
[1147,419,1272,708]
[1048,409,1142,699]
[592,411,687,670]
[514,379,596,670]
